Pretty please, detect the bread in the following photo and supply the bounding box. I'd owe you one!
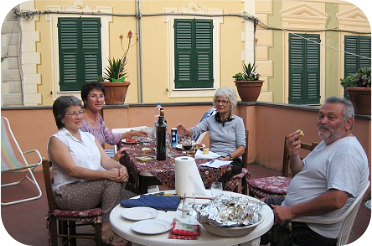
[142,147,151,153]
[297,129,304,137]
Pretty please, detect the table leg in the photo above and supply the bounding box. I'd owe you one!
[238,237,261,246]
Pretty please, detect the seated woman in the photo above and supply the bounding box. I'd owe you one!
[177,86,246,182]
[48,96,128,246]
[80,82,148,161]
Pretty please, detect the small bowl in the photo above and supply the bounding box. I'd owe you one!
[201,214,264,237]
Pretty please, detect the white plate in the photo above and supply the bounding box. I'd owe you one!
[121,207,158,221]
[132,220,172,235]
[175,144,183,150]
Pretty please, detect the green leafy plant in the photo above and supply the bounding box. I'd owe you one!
[340,67,371,88]
[98,30,135,82]
[233,62,260,81]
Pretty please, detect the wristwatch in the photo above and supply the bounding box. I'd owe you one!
[227,153,233,160]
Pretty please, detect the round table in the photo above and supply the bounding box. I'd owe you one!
[110,190,274,246]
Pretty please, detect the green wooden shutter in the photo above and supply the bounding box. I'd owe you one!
[344,36,371,98]
[174,19,213,89]
[289,34,320,104]
[58,18,101,91]
[344,36,371,77]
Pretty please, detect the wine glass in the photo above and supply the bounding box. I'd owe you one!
[182,192,195,223]
[181,136,193,155]
[211,182,223,198]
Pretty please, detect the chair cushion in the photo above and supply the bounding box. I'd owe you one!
[247,176,292,198]
[224,168,250,192]
[49,207,102,224]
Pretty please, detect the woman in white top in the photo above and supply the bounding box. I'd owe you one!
[48,96,128,246]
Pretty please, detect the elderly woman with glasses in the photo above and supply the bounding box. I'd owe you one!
[80,82,148,161]
[177,86,246,181]
[48,95,129,245]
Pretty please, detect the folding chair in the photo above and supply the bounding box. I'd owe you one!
[247,136,318,198]
[1,116,42,206]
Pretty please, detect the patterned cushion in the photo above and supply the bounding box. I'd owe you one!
[48,208,103,224]
[224,168,250,192]
[247,176,292,198]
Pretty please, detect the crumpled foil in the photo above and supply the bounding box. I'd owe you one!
[193,194,263,226]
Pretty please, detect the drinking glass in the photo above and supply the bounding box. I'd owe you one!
[181,136,193,155]
[166,132,175,157]
[182,192,195,222]
[211,182,223,198]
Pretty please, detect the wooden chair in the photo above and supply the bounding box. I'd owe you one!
[224,130,250,194]
[1,116,42,205]
[247,136,318,198]
[42,159,103,246]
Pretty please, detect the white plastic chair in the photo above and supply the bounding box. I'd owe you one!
[292,181,370,246]
[1,116,43,205]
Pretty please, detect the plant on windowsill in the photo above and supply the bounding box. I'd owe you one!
[233,62,264,102]
[340,67,371,115]
[97,30,135,105]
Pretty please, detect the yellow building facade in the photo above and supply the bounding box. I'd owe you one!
[1,0,370,106]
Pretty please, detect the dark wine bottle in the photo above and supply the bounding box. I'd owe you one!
[156,109,167,160]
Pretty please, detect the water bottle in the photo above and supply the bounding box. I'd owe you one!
[154,103,162,127]
[156,109,167,160]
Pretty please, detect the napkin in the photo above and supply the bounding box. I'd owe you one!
[199,159,232,168]
[194,149,220,159]
[120,194,181,211]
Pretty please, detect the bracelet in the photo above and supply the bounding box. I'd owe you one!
[227,153,233,160]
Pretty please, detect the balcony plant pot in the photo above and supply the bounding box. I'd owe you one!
[102,81,131,105]
[346,87,371,115]
[234,80,264,102]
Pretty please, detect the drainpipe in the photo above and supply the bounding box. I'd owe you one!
[135,0,143,103]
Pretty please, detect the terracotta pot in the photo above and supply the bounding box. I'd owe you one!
[346,87,371,115]
[102,81,131,105]
[234,80,264,102]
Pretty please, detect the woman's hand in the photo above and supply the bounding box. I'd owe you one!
[177,123,188,136]
[116,166,129,182]
[106,167,129,182]
[134,130,148,137]
[112,147,128,161]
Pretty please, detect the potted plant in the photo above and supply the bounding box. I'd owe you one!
[340,67,371,115]
[98,30,135,105]
[233,62,264,102]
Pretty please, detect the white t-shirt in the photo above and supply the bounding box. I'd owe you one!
[283,136,369,239]
[48,128,102,191]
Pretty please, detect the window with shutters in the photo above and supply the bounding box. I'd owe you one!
[58,17,102,91]
[288,34,320,104]
[174,19,213,89]
[344,36,371,75]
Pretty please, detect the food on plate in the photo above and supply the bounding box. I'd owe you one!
[297,129,304,137]
[142,147,151,153]
[125,137,137,143]
[135,156,152,162]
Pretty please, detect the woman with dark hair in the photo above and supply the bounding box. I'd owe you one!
[81,82,148,161]
[48,95,128,245]
[177,86,246,181]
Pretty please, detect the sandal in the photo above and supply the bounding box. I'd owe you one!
[102,233,128,246]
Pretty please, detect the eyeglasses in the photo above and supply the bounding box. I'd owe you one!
[88,94,105,99]
[214,100,230,105]
[65,110,85,117]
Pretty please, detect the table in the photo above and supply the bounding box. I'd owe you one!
[110,190,274,246]
[119,142,232,194]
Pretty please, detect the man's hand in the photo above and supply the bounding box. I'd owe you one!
[272,205,294,224]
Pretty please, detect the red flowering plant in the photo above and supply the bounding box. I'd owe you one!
[98,30,136,82]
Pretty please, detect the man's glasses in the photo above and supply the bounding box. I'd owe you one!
[65,110,85,117]
[89,94,105,99]
[214,100,230,105]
